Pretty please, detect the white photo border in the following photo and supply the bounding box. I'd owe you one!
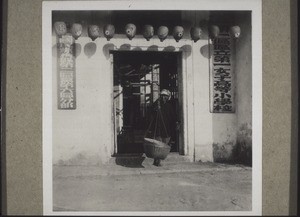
[42,0,262,215]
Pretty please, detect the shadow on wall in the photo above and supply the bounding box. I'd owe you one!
[235,123,252,166]
[163,46,176,52]
[74,43,82,58]
[132,46,143,51]
[147,45,159,52]
[179,45,192,58]
[102,43,115,60]
[213,123,252,166]
[84,42,97,58]
[119,44,131,51]
[200,44,213,59]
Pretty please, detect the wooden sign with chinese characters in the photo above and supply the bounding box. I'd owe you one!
[210,32,235,113]
[57,34,76,109]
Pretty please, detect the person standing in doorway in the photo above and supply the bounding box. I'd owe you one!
[149,89,180,166]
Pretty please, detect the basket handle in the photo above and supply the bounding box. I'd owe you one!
[144,100,169,139]
[158,108,169,138]
[144,111,159,138]
[153,110,159,139]
[144,115,154,138]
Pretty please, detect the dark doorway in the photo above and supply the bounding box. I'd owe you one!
[112,51,182,154]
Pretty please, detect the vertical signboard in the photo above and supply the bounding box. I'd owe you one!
[57,34,76,109]
[210,32,235,113]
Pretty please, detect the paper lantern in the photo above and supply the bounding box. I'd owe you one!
[125,23,136,40]
[190,27,202,42]
[54,22,67,37]
[209,25,220,39]
[157,26,169,42]
[173,26,184,42]
[143,25,154,41]
[103,24,115,41]
[70,23,82,40]
[229,26,241,38]
[88,25,101,41]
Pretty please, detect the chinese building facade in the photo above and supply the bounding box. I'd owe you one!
[52,11,252,166]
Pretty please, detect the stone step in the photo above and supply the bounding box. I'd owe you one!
[109,153,193,167]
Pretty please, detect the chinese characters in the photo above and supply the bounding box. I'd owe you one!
[57,34,76,109]
[211,33,234,113]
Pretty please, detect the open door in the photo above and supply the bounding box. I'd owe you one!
[112,51,182,154]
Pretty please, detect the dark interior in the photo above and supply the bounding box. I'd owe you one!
[113,51,181,154]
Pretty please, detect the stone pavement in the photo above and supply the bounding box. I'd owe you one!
[54,153,251,178]
[53,153,252,212]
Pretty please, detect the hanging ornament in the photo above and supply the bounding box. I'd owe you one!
[125,23,136,40]
[209,25,220,39]
[173,26,184,42]
[54,22,67,37]
[190,27,202,42]
[143,25,154,41]
[88,25,101,41]
[103,24,115,41]
[157,26,169,42]
[70,23,82,40]
[229,26,241,38]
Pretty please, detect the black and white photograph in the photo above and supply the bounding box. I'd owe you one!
[42,0,262,215]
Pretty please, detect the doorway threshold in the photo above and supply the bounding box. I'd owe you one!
[110,152,192,167]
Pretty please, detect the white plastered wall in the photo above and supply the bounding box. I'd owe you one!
[52,11,251,165]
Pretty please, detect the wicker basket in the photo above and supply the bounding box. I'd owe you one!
[143,138,171,160]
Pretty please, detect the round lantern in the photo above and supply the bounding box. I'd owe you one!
[229,26,241,38]
[209,25,220,39]
[54,22,67,37]
[88,25,101,41]
[70,23,82,40]
[157,26,169,42]
[190,27,202,42]
[173,26,184,42]
[125,23,136,40]
[142,25,154,41]
[103,24,115,41]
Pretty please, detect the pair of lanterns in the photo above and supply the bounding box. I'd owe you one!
[88,24,115,41]
[54,22,83,39]
[155,25,184,42]
[54,21,115,41]
[141,25,170,42]
[209,25,241,39]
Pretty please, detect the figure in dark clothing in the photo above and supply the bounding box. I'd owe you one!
[148,89,180,166]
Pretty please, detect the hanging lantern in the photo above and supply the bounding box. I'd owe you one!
[142,25,154,41]
[103,24,115,41]
[190,27,202,42]
[70,23,82,40]
[209,25,220,39]
[125,23,136,40]
[229,26,241,38]
[173,26,184,42]
[54,21,67,37]
[157,26,169,42]
[88,25,101,41]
